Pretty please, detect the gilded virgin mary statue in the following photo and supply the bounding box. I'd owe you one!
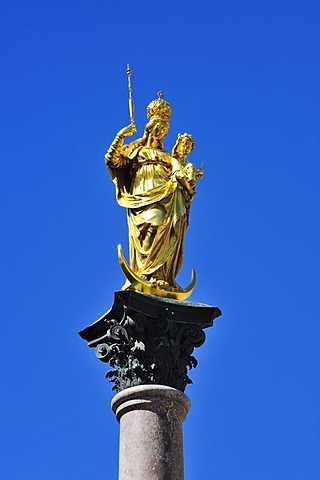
[105,91,202,300]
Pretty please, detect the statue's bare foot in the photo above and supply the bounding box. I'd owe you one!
[156,279,169,288]
[149,277,169,288]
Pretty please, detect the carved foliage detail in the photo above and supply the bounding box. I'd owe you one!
[95,305,206,392]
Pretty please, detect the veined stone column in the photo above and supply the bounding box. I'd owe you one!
[79,291,221,480]
[112,385,190,480]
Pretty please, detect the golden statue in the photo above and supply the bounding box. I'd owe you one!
[105,68,202,300]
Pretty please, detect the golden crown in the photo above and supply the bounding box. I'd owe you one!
[147,91,172,121]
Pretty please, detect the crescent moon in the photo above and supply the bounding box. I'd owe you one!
[117,244,196,301]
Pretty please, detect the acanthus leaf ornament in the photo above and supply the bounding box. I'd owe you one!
[79,291,221,393]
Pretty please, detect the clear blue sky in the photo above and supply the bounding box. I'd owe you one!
[1,1,319,479]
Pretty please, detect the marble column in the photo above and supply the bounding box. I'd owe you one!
[111,384,191,480]
[79,291,221,478]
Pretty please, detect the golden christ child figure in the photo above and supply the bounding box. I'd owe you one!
[105,88,203,300]
[171,132,203,213]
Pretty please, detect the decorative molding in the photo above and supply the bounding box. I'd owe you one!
[79,291,221,393]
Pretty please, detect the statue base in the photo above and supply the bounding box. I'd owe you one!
[79,290,221,393]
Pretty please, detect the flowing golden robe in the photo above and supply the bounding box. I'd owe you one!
[107,142,188,286]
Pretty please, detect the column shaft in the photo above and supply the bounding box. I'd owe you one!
[112,385,191,480]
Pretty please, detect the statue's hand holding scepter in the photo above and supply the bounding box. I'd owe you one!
[123,63,136,136]
[118,123,136,137]
[116,65,136,137]
[105,65,136,166]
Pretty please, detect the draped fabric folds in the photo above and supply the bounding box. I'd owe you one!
[107,142,188,285]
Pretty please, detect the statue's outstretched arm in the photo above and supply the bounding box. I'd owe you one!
[105,124,136,167]
[105,133,125,167]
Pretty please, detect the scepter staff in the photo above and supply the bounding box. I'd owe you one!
[126,64,134,124]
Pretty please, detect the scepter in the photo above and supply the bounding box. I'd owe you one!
[126,64,134,124]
